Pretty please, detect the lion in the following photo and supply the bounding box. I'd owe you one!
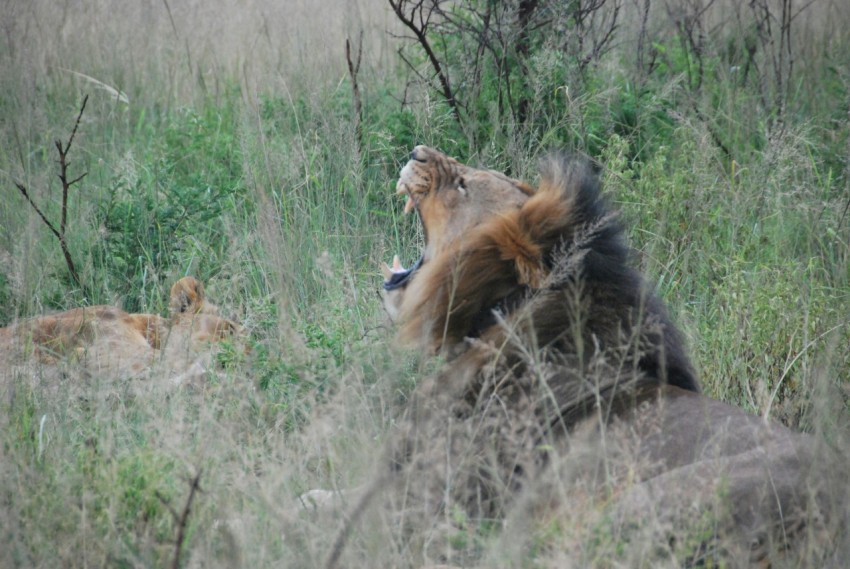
[0,276,242,387]
[327,147,844,567]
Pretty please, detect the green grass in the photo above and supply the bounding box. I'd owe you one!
[1,1,849,567]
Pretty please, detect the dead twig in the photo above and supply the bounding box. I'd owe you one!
[665,0,717,92]
[572,0,622,71]
[13,95,89,293]
[157,469,203,569]
[746,0,814,130]
[345,32,364,157]
[388,0,462,125]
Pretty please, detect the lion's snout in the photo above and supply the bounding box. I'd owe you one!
[410,145,429,163]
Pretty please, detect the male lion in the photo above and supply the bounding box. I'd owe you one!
[328,147,844,567]
[0,276,242,387]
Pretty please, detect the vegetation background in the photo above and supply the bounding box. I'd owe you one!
[0,0,848,566]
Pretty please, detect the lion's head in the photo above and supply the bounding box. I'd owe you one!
[315,147,845,567]
[392,145,535,263]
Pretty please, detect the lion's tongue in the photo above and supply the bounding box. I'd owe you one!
[382,255,423,291]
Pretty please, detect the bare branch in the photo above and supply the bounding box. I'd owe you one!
[345,32,364,156]
[665,0,715,91]
[63,94,87,154]
[397,47,429,84]
[388,0,461,124]
[67,172,88,187]
[171,470,202,569]
[634,0,655,82]
[57,95,89,238]
[14,182,62,241]
[12,96,89,292]
[158,469,203,569]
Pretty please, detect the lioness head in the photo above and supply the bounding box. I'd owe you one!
[169,276,207,315]
[166,276,243,349]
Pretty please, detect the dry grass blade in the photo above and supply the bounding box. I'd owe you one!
[60,68,129,104]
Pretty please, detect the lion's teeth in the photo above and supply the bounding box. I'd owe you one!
[404,197,415,214]
[381,255,408,280]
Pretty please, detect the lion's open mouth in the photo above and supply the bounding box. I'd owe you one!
[382,255,423,291]
[384,157,428,291]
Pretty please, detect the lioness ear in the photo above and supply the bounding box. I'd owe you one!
[169,277,205,314]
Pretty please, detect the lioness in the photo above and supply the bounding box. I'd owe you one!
[330,147,843,567]
[0,276,242,386]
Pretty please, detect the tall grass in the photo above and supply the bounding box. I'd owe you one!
[1,0,848,567]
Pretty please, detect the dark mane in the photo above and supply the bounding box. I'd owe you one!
[539,154,699,394]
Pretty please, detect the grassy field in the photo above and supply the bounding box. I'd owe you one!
[1,0,849,567]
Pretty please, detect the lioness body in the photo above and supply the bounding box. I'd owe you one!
[355,147,844,567]
[0,277,242,385]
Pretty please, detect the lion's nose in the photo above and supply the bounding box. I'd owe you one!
[411,146,428,163]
